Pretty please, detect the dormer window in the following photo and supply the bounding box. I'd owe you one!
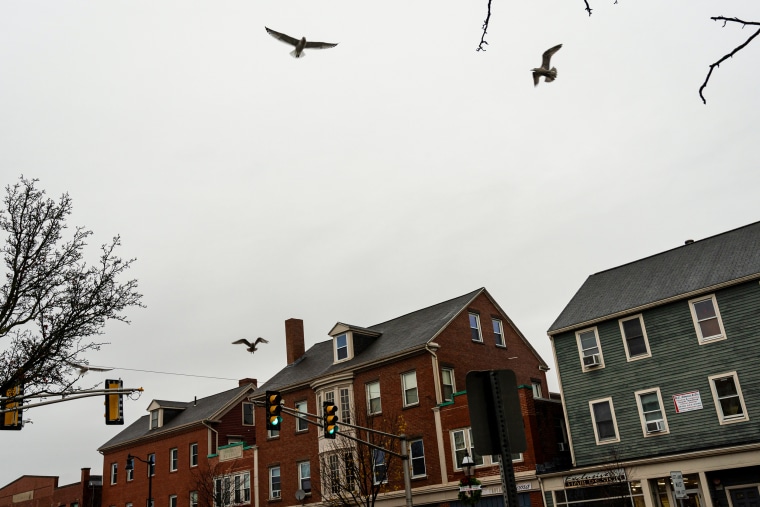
[150,409,159,429]
[336,334,349,361]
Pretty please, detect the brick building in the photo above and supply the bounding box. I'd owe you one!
[0,468,101,507]
[98,382,257,507]
[252,287,567,507]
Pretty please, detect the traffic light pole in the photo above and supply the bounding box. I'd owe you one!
[252,400,414,507]
[0,387,143,413]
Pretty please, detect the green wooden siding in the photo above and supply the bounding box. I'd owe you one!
[554,279,760,466]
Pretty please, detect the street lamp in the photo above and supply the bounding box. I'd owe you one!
[461,453,475,478]
[126,454,155,507]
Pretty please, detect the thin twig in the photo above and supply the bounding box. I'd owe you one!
[477,0,493,51]
[699,17,760,104]
[583,0,592,16]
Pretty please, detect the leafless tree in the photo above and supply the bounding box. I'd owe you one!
[316,411,406,507]
[191,458,249,507]
[0,176,143,399]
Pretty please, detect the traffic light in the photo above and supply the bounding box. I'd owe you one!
[323,401,339,439]
[265,391,283,430]
[1,385,23,431]
[105,379,124,425]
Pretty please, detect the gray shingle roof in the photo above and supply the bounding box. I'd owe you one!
[98,384,255,451]
[549,221,760,334]
[257,288,484,393]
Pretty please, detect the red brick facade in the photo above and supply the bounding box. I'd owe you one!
[253,290,567,507]
[0,469,101,507]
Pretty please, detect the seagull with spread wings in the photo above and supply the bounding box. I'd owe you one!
[265,27,338,58]
[65,360,114,375]
[532,44,563,86]
[232,337,269,354]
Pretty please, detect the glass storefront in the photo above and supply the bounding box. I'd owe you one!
[652,474,703,507]
[555,481,645,507]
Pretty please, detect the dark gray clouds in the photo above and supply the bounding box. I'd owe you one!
[1,0,759,486]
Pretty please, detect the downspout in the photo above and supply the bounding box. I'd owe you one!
[203,420,219,456]
[425,342,448,484]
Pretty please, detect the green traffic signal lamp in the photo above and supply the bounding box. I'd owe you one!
[266,391,283,430]
[323,401,339,439]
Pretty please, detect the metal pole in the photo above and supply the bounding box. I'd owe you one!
[491,371,518,507]
[400,434,413,507]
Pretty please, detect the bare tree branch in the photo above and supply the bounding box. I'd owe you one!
[477,0,493,52]
[699,17,760,104]
[0,176,144,398]
[583,0,593,17]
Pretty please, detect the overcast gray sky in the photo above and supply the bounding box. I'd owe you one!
[2,0,759,486]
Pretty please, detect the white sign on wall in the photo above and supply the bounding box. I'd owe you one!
[670,471,687,499]
[673,391,703,413]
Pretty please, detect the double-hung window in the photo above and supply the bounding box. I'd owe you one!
[148,454,155,476]
[339,388,351,424]
[189,492,198,507]
[170,448,178,471]
[619,314,651,360]
[577,327,603,369]
[110,463,117,485]
[269,467,281,499]
[492,318,505,346]
[372,449,388,485]
[441,368,455,402]
[589,398,619,444]
[234,473,250,504]
[708,372,748,423]
[410,439,426,477]
[635,388,668,435]
[169,496,177,507]
[335,333,349,361]
[689,294,727,343]
[190,443,198,467]
[242,402,254,426]
[367,381,382,414]
[452,428,483,469]
[469,313,483,342]
[401,371,419,406]
[298,461,311,494]
[295,400,308,432]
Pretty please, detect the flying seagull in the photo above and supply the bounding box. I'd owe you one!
[65,360,114,375]
[232,337,269,354]
[265,27,338,58]
[532,44,562,86]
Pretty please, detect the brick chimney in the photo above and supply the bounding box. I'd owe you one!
[286,318,305,364]
[239,378,258,388]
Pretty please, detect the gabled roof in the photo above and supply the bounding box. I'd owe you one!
[258,287,548,393]
[257,288,485,393]
[98,384,255,452]
[549,220,760,334]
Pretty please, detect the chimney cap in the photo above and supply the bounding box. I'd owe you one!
[685,239,694,245]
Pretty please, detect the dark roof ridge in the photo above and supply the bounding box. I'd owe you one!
[590,219,760,277]
[367,287,483,329]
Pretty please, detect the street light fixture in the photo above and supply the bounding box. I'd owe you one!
[461,453,475,478]
[126,454,155,507]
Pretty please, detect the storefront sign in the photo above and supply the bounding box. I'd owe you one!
[564,469,626,488]
[673,391,703,413]
[482,482,534,495]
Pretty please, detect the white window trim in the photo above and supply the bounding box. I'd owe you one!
[634,387,669,437]
[169,495,177,507]
[469,313,483,342]
[619,314,652,361]
[409,439,426,478]
[589,397,620,445]
[366,381,382,415]
[689,294,727,344]
[170,448,178,472]
[401,371,419,407]
[298,461,311,494]
[333,332,354,363]
[295,400,308,432]
[269,467,281,500]
[450,428,516,469]
[492,318,505,347]
[110,463,117,485]
[441,367,455,402]
[190,443,198,467]
[708,371,749,424]
[576,327,605,371]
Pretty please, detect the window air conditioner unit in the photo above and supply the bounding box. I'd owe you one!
[583,354,601,367]
[272,491,281,499]
[646,420,665,433]
[558,442,567,451]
